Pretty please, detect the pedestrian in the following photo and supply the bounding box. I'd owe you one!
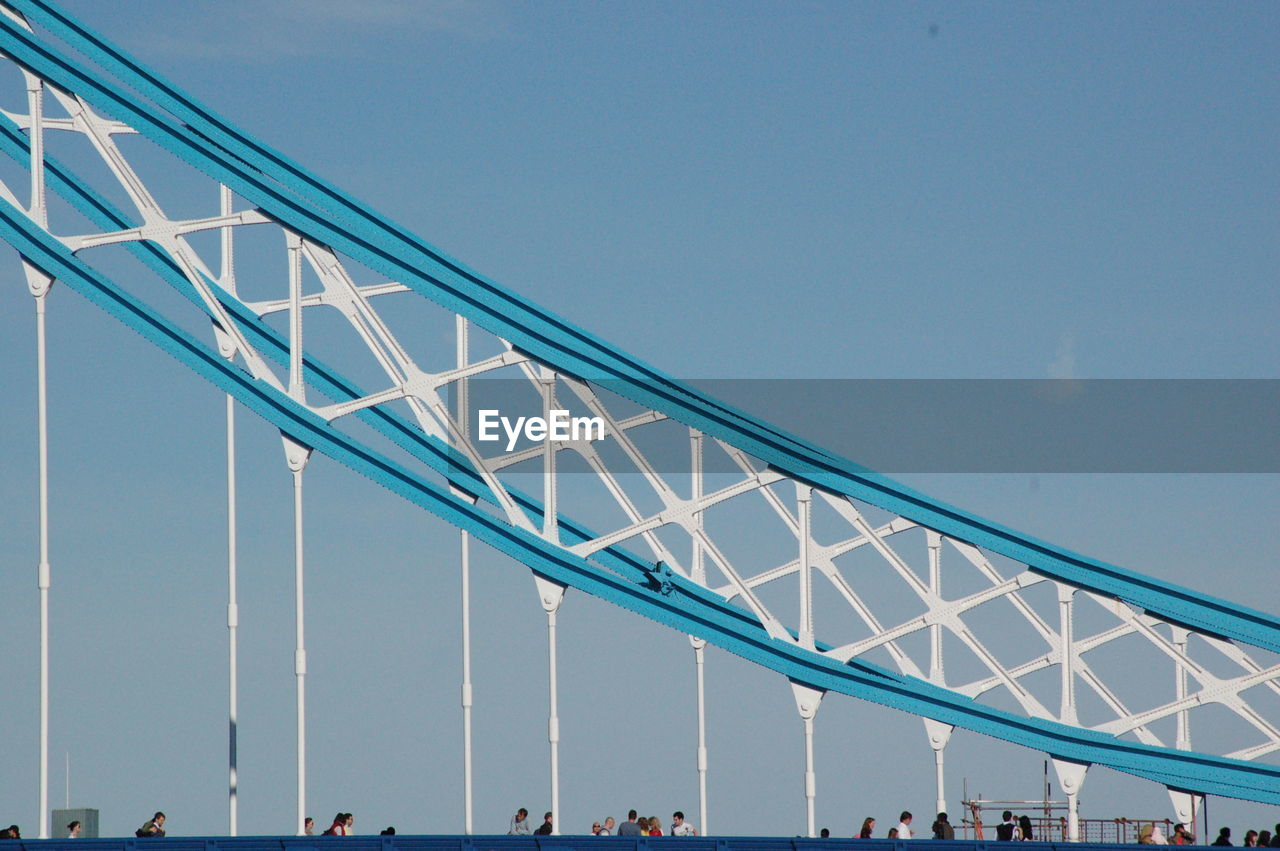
[1017,816,1033,842]
[323,813,347,836]
[888,828,900,839]
[648,817,663,837]
[859,818,876,839]
[671,812,697,837]
[304,818,315,836]
[896,812,914,840]
[67,821,82,839]
[509,809,532,836]
[1213,827,1232,846]
[592,822,603,836]
[136,812,166,838]
[820,829,831,838]
[601,817,616,836]
[534,812,553,836]
[380,828,396,836]
[932,814,954,840]
[996,812,1017,842]
[618,811,642,837]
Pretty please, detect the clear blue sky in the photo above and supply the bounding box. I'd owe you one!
[0,0,1276,840]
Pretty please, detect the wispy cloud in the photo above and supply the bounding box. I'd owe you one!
[1047,333,1077,379]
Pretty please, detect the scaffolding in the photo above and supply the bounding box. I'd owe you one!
[961,799,1179,844]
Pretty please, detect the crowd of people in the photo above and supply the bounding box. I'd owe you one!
[508,808,698,836]
[1211,826,1280,847]
[0,808,1276,842]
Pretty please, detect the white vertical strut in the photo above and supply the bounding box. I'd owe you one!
[460,528,474,835]
[534,575,566,836]
[537,366,563,834]
[689,429,709,836]
[925,532,951,818]
[285,229,310,835]
[1052,758,1088,842]
[225,394,239,836]
[456,315,474,835]
[219,183,240,837]
[33,281,51,839]
[289,456,309,835]
[1172,627,1190,750]
[791,682,824,838]
[1058,584,1077,724]
[26,65,51,839]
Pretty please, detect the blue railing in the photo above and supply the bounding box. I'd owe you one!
[1,837,1205,851]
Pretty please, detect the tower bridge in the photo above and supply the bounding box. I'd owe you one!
[0,0,1275,840]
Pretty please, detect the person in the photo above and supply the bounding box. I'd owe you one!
[3,826,20,839]
[345,814,355,835]
[996,812,1017,842]
[304,818,314,836]
[896,812,914,840]
[820,829,831,838]
[859,818,876,839]
[1244,832,1259,848]
[1213,827,1233,846]
[1258,831,1272,848]
[137,812,166,838]
[1173,824,1196,845]
[1140,825,1156,844]
[1270,826,1280,847]
[323,813,347,836]
[534,812,553,836]
[601,817,616,836]
[933,813,955,841]
[67,821,82,839]
[1017,816,1033,842]
[380,828,396,836]
[1152,826,1169,845]
[618,811,642,837]
[648,817,663,837]
[592,822,604,836]
[671,812,697,837]
[888,829,900,839]
[509,809,532,836]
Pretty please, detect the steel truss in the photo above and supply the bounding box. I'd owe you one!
[0,0,1276,838]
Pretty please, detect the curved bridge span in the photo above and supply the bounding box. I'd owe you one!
[0,0,1275,838]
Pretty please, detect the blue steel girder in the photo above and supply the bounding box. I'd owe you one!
[0,0,1275,806]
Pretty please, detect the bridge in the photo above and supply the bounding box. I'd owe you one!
[0,0,1276,842]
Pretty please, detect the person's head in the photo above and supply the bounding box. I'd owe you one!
[673,813,685,826]
[592,822,602,835]
[154,813,166,826]
[900,812,912,825]
[1002,811,1013,822]
[628,810,638,822]
[638,817,649,830]
[1245,831,1258,847]
[1219,828,1232,839]
[67,821,81,836]
[343,814,354,829]
[1175,824,1186,835]
[820,828,830,838]
[937,813,948,824]
[861,818,876,837]
[517,809,528,821]
[888,828,899,839]
[604,818,615,830]
[544,812,553,824]
[305,818,314,830]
